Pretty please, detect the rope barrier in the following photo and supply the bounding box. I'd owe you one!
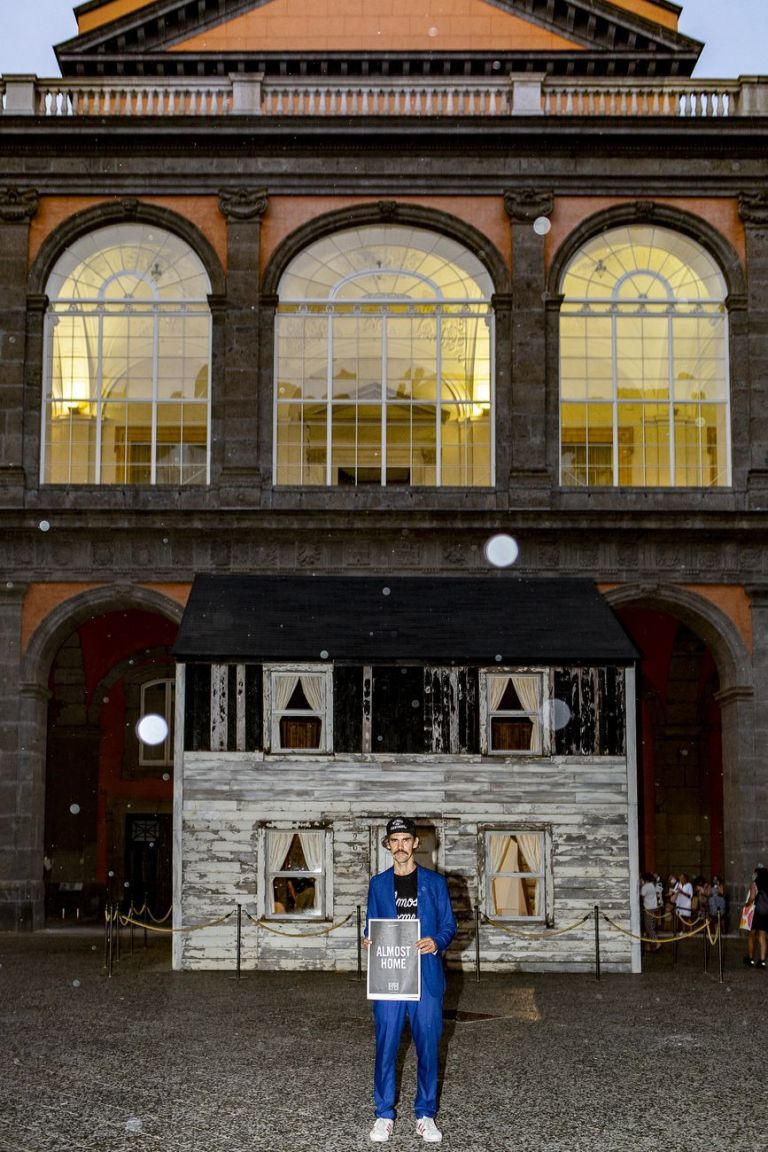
[483,912,591,939]
[243,909,353,937]
[117,910,235,935]
[601,911,711,946]
[146,905,173,924]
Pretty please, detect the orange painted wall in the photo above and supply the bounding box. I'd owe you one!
[600,582,752,653]
[29,197,227,273]
[261,194,511,277]
[546,196,746,273]
[606,0,680,32]
[21,582,192,654]
[171,0,583,54]
[77,0,156,34]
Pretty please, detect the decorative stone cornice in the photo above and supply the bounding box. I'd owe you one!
[219,187,269,222]
[377,200,400,221]
[0,187,39,224]
[503,189,553,224]
[739,192,768,226]
[632,200,658,220]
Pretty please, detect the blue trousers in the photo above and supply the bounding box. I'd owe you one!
[373,991,443,1119]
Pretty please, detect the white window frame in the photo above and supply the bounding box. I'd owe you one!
[479,669,549,756]
[263,664,334,754]
[262,826,332,920]
[481,826,552,923]
[138,678,175,767]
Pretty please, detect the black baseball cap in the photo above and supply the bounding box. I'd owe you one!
[383,817,417,845]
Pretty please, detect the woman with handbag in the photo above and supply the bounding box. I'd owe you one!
[751,866,768,970]
[742,866,760,967]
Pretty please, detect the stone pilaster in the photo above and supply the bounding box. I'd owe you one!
[0,583,47,930]
[503,189,553,497]
[216,187,268,485]
[739,193,768,500]
[0,188,39,500]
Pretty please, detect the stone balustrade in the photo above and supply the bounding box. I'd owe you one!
[1,72,767,119]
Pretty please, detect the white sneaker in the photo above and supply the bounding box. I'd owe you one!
[417,1117,442,1143]
[370,1118,394,1143]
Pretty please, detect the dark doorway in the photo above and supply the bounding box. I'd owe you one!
[125,814,173,916]
[618,606,723,881]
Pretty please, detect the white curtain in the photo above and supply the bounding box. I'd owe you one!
[517,833,543,915]
[273,673,299,713]
[301,674,325,744]
[511,674,542,753]
[268,831,294,875]
[488,674,509,712]
[298,830,324,873]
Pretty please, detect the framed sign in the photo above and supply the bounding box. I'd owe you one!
[367,918,421,1001]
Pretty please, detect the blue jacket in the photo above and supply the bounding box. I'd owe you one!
[365,865,457,996]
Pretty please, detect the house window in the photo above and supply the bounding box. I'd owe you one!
[266,829,328,918]
[482,671,544,754]
[266,667,333,752]
[274,225,494,488]
[42,223,212,485]
[559,224,730,488]
[484,830,547,920]
[138,678,175,768]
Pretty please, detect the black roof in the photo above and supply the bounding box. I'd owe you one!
[173,575,638,664]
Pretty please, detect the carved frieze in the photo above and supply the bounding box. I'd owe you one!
[739,192,768,226]
[503,189,554,224]
[0,187,39,224]
[219,187,269,222]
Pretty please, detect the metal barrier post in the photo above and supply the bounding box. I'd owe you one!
[594,905,601,981]
[103,901,110,968]
[129,904,135,956]
[703,916,709,974]
[143,908,148,949]
[717,912,724,983]
[357,905,362,981]
[475,906,481,983]
[115,905,121,962]
[107,908,114,979]
[235,904,242,981]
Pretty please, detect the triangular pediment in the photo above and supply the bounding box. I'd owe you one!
[60,0,702,77]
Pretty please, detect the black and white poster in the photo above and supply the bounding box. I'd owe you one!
[367,918,421,1001]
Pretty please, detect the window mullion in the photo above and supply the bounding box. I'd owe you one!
[326,310,333,487]
[611,311,618,487]
[436,309,442,486]
[95,309,104,485]
[667,311,676,486]
[381,309,388,486]
[150,308,159,485]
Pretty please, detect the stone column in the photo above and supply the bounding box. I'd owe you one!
[0,583,48,930]
[216,187,268,492]
[740,586,768,880]
[717,684,759,898]
[503,189,553,501]
[0,187,39,500]
[739,193,768,501]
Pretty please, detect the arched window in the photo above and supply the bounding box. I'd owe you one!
[42,223,212,485]
[274,225,494,487]
[559,225,730,488]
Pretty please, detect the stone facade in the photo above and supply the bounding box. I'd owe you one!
[0,0,765,957]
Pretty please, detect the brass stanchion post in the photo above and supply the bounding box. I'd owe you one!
[717,911,724,983]
[357,905,362,981]
[594,905,601,981]
[475,905,481,983]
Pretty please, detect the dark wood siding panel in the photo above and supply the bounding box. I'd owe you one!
[245,664,263,751]
[334,666,364,753]
[184,663,211,752]
[372,666,426,754]
[553,666,626,755]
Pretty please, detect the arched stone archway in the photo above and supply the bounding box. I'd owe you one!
[17,585,183,929]
[604,584,755,905]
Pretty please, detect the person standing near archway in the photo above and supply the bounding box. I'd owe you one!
[364,817,456,1144]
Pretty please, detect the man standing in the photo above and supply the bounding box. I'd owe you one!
[365,817,457,1144]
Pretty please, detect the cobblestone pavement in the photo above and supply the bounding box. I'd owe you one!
[0,929,766,1152]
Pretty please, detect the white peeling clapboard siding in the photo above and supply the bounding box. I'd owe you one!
[177,752,634,972]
